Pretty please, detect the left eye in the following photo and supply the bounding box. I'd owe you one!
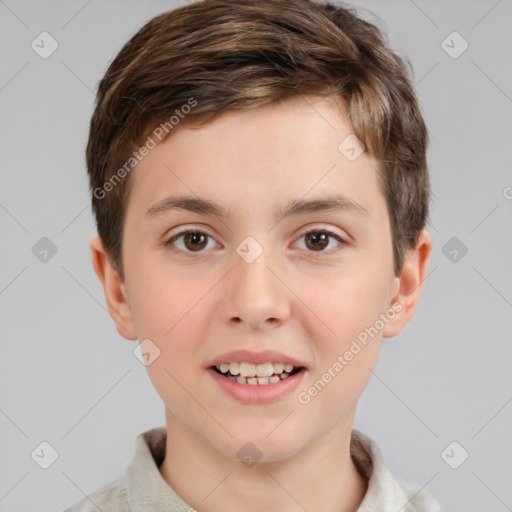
[294,229,345,253]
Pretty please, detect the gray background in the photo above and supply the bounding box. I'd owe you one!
[1,0,511,511]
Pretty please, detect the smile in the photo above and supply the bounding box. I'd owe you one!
[213,361,302,385]
[207,365,306,404]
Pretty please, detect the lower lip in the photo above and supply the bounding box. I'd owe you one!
[207,368,306,404]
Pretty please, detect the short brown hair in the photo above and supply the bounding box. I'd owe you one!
[87,0,430,280]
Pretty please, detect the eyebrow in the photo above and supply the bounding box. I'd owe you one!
[144,194,369,221]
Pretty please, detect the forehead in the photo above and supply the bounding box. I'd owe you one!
[128,94,386,224]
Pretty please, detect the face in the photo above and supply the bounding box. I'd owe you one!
[94,94,430,463]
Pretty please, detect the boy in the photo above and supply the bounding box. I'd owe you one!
[66,0,442,510]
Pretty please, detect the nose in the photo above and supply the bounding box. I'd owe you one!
[218,248,291,331]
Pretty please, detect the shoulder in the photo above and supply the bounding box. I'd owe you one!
[62,475,130,512]
[392,474,442,512]
[351,429,442,512]
[62,427,170,512]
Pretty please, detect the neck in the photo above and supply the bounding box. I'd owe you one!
[158,411,368,512]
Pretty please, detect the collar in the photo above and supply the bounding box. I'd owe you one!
[125,427,440,511]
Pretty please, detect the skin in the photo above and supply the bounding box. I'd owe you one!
[91,94,432,512]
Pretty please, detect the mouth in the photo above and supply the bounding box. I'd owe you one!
[210,362,304,386]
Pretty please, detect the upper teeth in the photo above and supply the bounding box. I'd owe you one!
[216,362,295,378]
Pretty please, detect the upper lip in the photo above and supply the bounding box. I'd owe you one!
[207,349,308,369]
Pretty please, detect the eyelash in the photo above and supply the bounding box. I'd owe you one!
[164,228,346,258]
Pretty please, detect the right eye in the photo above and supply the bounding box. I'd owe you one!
[165,230,219,256]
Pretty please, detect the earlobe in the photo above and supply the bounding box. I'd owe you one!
[90,236,138,340]
[382,229,432,338]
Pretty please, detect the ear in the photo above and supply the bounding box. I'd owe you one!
[382,229,432,338]
[90,236,138,340]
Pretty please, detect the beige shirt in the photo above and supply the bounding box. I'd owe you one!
[63,427,442,511]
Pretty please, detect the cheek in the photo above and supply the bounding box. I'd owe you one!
[130,277,207,417]
[318,269,391,399]
[296,273,385,413]
[299,266,391,344]
[294,267,389,399]
[125,261,207,390]
[127,256,204,338]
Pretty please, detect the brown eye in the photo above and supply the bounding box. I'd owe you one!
[183,231,208,251]
[304,232,330,251]
[166,230,215,254]
[295,229,345,253]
